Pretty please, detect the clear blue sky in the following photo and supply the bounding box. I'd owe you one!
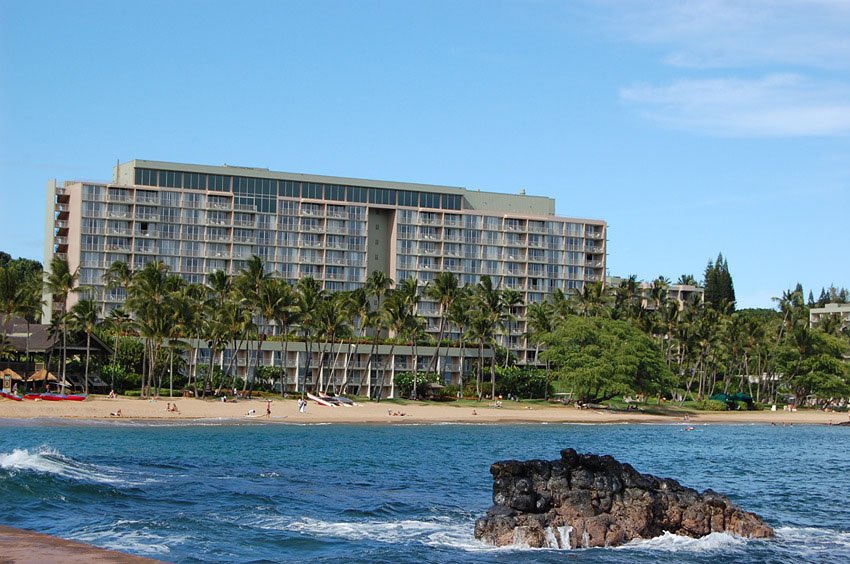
[1,0,848,308]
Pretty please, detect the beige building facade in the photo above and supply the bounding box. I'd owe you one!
[44,160,606,394]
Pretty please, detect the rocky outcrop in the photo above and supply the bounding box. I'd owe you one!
[474,448,774,548]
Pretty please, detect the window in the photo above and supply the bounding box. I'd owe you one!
[303,183,323,200]
[398,191,418,207]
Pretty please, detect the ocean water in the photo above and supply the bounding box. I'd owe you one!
[1,420,848,563]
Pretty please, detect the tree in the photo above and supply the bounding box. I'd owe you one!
[44,256,79,391]
[68,298,98,394]
[704,253,736,312]
[541,316,673,403]
[270,279,298,396]
[525,301,554,398]
[295,277,323,398]
[425,271,458,373]
[236,256,270,393]
[364,270,393,398]
[126,260,173,398]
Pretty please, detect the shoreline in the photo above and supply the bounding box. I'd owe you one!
[1,396,846,426]
[0,525,162,563]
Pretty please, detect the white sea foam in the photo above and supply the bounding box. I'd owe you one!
[0,447,133,485]
[776,526,850,551]
[72,523,184,556]
[616,531,749,552]
[247,514,497,551]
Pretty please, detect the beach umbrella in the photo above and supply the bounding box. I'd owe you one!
[28,369,58,382]
[1,368,24,381]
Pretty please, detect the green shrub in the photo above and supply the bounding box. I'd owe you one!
[393,372,441,398]
[694,399,727,411]
[124,390,141,397]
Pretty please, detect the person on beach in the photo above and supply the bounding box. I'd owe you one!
[108,389,116,399]
[266,400,272,417]
[110,409,122,417]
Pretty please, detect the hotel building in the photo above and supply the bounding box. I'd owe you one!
[44,160,606,395]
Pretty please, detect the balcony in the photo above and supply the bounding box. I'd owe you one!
[107,191,132,203]
[586,231,604,239]
[56,203,70,213]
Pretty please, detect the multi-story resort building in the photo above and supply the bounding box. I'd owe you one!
[809,303,850,332]
[606,276,705,310]
[43,159,606,396]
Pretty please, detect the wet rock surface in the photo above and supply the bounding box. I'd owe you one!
[474,448,774,548]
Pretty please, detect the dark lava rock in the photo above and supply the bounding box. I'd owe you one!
[474,448,774,548]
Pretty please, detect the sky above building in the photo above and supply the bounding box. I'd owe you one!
[1,0,848,308]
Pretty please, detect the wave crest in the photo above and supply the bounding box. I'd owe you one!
[0,447,125,484]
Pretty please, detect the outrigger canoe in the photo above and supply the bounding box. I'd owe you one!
[23,393,86,401]
[0,391,22,401]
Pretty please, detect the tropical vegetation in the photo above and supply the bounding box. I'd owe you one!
[1,250,847,408]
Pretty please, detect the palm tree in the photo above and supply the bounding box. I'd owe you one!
[376,290,409,400]
[126,260,171,398]
[525,301,553,398]
[202,270,233,396]
[425,271,458,373]
[68,298,98,394]
[270,280,298,396]
[500,288,523,368]
[364,271,393,398]
[295,277,323,398]
[236,256,269,393]
[447,287,472,396]
[574,280,607,318]
[256,277,285,393]
[341,288,370,395]
[44,256,79,392]
[103,260,133,317]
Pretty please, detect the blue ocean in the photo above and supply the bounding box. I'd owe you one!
[1,421,848,563]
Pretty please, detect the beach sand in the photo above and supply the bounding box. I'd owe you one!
[0,395,844,425]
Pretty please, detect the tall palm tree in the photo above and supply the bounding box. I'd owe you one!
[202,270,233,396]
[44,256,79,391]
[271,280,298,396]
[236,256,269,393]
[341,288,370,395]
[364,271,393,398]
[103,260,133,316]
[447,287,472,396]
[126,260,171,398]
[525,300,553,398]
[500,288,523,368]
[68,298,98,394]
[474,275,509,401]
[295,277,323,398]
[256,277,284,392]
[377,290,410,400]
[425,271,458,373]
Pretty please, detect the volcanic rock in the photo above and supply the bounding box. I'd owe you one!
[474,448,774,548]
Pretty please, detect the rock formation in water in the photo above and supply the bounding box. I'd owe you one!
[474,448,774,548]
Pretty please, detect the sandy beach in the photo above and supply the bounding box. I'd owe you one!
[0,395,845,425]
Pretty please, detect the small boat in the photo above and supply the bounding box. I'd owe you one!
[329,395,357,407]
[307,392,336,407]
[37,393,87,401]
[0,391,22,401]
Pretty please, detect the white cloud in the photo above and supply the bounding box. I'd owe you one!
[604,0,850,69]
[620,74,850,137]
